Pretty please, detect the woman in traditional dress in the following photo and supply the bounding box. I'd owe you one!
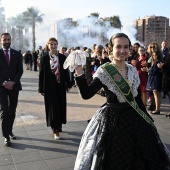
[72,33,170,169]
[38,37,72,139]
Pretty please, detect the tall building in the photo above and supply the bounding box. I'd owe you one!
[133,16,170,47]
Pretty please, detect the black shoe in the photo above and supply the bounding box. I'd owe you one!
[165,113,170,117]
[9,133,16,139]
[151,110,160,115]
[4,138,11,146]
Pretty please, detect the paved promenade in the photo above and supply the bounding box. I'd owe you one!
[0,69,170,170]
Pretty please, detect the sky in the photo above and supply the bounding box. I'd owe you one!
[1,0,170,49]
[1,0,170,26]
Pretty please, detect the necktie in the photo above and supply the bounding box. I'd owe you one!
[5,50,9,65]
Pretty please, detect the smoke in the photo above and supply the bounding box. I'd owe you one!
[35,16,138,50]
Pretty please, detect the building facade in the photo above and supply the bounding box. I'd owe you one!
[133,16,170,47]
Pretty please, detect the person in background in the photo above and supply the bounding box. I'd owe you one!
[161,40,170,99]
[147,42,162,112]
[126,45,133,64]
[92,43,97,53]
[91,44,104,74]
[29,51,33,71]
[100,50,110,65]
[38,37,72,140]
[32,50,38,71]
[135,46,148,106]
[0,33,23,146]
[157,43,170,118]
[24,51,31,70]
[74,33,170,169]
[146,51,163,114]
[59,47,69,57]
[129,42,140,65]
[82,47,92,84]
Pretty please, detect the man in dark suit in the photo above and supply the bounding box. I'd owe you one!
[0,33,23,146]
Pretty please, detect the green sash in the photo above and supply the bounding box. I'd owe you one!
[102,63,156,130]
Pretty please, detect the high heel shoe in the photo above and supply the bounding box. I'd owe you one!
[151,110,160,115]
[54,132,60,140]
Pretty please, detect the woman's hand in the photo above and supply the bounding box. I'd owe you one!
[141,60,147,67]
[141,67,148,72]
[131,59,137,66]
[75,65,83,76]
[157,62,164,68]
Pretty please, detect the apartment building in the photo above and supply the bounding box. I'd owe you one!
[133,16,170,47]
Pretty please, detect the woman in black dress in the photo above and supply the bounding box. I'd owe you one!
[73,33,170,169]
[38,37,72,139]
[146,51,162,114]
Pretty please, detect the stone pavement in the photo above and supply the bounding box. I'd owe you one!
[0,69,170,170]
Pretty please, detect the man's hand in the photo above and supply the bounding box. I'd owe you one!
[67,88,70,92]
[4,81,14,90]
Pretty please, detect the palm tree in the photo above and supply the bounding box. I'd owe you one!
[110,15,122,29]
[89,12,100,19]
[22,7,43,51]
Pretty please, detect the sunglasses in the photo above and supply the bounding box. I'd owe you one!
[150,46,155,49]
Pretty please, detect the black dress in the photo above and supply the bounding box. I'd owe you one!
[74,64,170,170]
[38,53,72,132]
[146,60,162,91]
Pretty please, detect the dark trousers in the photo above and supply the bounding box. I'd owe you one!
[34,60,37,71]
[0,89,19,138]
[51,125,62,132]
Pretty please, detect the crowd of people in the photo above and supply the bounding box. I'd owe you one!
[22,37,170,118]
[128,40,170,117]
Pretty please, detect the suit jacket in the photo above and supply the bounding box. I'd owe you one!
[0,48,23,91]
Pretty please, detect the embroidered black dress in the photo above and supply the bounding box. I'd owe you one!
[74,63,170,170]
